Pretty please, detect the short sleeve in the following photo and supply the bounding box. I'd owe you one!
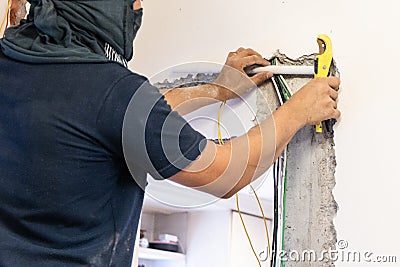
[97,73,206,184]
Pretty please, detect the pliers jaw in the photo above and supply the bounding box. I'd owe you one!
[322,119,336,139]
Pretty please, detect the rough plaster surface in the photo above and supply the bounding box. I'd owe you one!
[154,73,218,89]
[257,52,338,267]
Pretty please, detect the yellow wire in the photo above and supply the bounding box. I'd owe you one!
[1,0,11,34]
[250,185,271,260]
[236,193,262,267]
[217,101,271,266]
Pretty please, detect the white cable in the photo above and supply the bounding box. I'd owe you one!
[247,65,314,76]
[271,77,283,106]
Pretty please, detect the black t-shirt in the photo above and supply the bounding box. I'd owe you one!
[0,50,205,266]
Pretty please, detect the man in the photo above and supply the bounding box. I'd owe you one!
[0,0,340,266]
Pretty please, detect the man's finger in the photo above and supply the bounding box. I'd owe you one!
[331,99,338,109]
[329,88,339,100]
[327,76,340,90]
[228,51,237,58]
[240,55,269,68]
[237,48,262,58]
[251,71,273,86]
[331,108,341,119]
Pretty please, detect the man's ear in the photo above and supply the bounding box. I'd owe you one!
[10,0,27,26]
[133,0,142,11]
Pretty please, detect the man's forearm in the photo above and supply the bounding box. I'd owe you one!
[169,77,340,199]
[169,103,303,199]
[213,105,304,198]
[161,84,225,116]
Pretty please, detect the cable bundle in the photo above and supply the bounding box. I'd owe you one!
[216,58,292,267]
[270,58,291,267]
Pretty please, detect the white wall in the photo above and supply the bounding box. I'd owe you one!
[0,0,8,36]
[131,0,400,266]
[186,211,231,267]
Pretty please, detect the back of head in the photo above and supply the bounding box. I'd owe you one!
[1,0,142,65]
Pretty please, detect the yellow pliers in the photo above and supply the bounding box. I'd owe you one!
[314,34,336,137]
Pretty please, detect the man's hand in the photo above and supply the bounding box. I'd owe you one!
[216,48,273,101]
[133,0,142,10]
[283,77,341,127]
[225,48,273,85]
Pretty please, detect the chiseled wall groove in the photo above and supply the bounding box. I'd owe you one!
[256,52,338,267]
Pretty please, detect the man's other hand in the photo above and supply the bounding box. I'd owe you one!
[216,48,273,101]
[284,77,341,127]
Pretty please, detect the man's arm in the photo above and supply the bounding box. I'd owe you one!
[169,77,340,198]
[160,83,224,116]
[161,48,273,115]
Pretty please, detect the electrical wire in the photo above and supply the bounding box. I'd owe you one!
[235,194,262,267]
[217,60,293,266]
[276,75,291,102]
[270,58,292,267]
[216,100,271,266]
[271,160,279,267]
[239,59,292,267]
[250,184,271,260]
[280,157,288,267]
[1,0,12,36]
[271,58,284,267]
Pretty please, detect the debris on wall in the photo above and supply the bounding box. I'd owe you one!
[154,73,218,89]
[257,51,339,267]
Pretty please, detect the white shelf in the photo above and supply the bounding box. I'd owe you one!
[138,247,185,261]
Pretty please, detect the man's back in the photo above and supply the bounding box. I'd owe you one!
[0,50,146,266]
